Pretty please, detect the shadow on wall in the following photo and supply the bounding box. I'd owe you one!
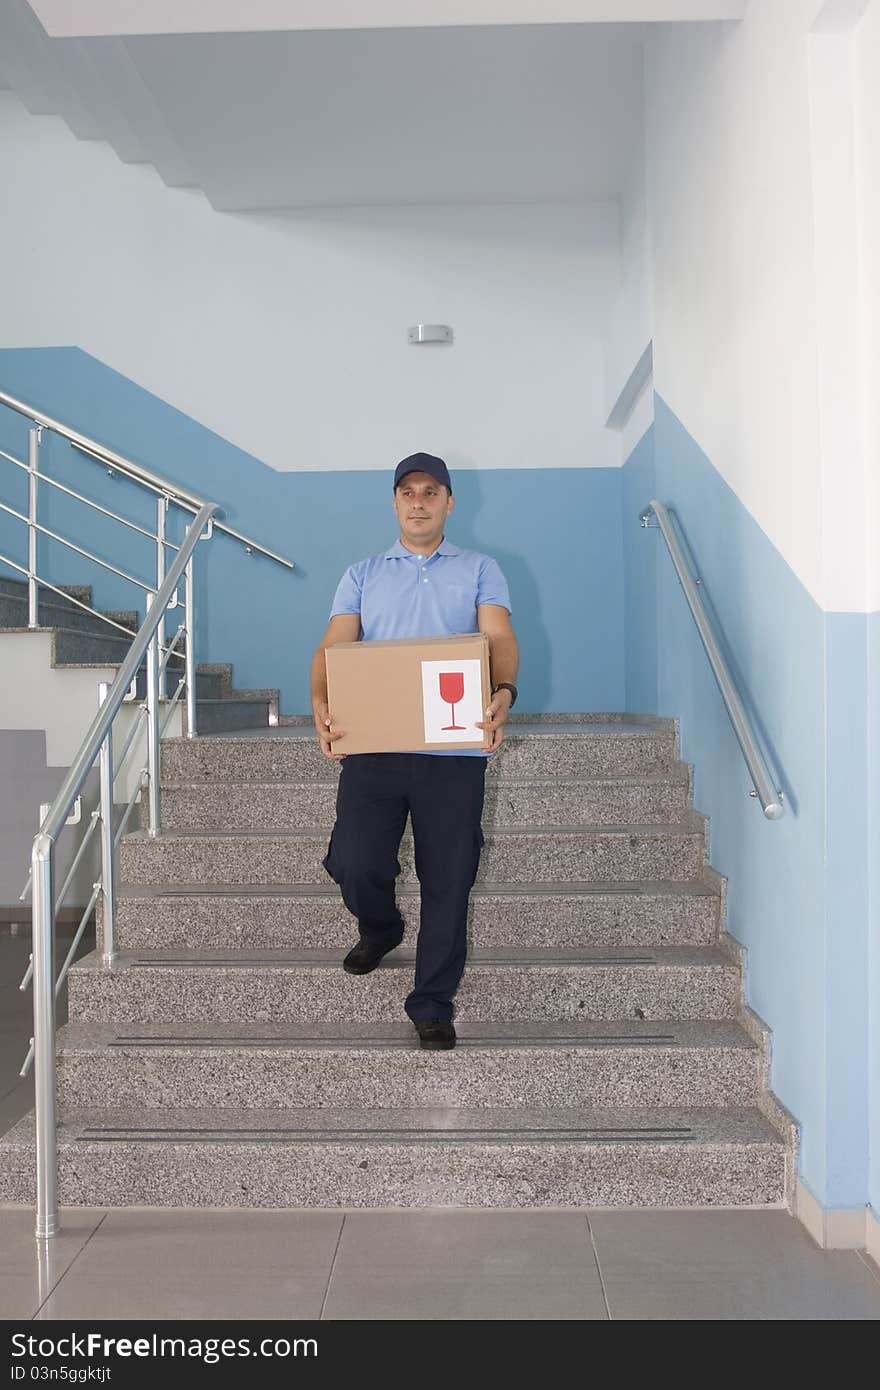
[446,468,552,713]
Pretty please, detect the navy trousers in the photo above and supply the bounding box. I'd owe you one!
[322,753,487,1022]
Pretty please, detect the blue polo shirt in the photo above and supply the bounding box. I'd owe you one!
[330,538,511,638]
[329,537,511,756]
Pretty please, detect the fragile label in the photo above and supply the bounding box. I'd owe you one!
[420,659,485,743]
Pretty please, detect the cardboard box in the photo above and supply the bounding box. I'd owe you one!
[325,632,491,754]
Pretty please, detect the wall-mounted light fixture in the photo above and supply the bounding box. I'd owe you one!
[408,324,453,345]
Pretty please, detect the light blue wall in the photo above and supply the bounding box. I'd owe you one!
[622,393,873,1210]
[823,616,870,1207]
[0,347,625,714]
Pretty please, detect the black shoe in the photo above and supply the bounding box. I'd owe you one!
[342,938,402,975]
[412,1019,456,1051]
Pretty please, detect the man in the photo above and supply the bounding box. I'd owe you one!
[311,452,519,1051]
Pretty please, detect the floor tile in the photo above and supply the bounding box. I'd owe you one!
[0,1207,105,1320]
[322,1210,607,1320]
[36,1208,344,1321]
[589,1210,880,1320]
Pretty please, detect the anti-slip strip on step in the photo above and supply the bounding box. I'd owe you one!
[123,821,705,839]
[122,954,659,968]
[158,773,691,788]
[120,882,714,898]
[39,1106,786,1144]
[164,722,675,742]
[76,1126,697,1145]
[104,1034,678,1049]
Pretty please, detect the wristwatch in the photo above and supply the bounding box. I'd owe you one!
[491,682,518,707]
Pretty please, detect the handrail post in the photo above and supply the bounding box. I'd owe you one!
[27,426,41,628]
[32,832,58,1239]
[185,557,197,739]
[145,593,162,835]
[156,497,168,701]
[98,683,117,965]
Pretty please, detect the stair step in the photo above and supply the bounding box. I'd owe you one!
[117,820,707,886]
[159,722,681,781]
[195,672,225,699]
[194,698,271,734]
[0,591,139,640]
[0,1105,789,1208]
[50,623,139,666]
[105,879,720,951]
[66,945,741,1023]
[0,681,790,1214]
[153,774,691,831]
[0,577,92,606]
[55,1019,762,1110]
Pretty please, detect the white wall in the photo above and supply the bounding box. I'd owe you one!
[807,8,875,613]
[0,91,621,475]
[645,7,829,603]
[0,631,181,795]
[644,1,878,613]
[855,2,880,612]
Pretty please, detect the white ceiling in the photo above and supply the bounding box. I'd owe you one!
[28,0,748,38]
[123,24,647,210]
[3,3,741,211]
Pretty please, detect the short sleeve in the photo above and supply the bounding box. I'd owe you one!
[329,564,363,618]
[476,556,511,613]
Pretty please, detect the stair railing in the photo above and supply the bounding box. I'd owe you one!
[0,389,295,1241]
[16,656,185,1081]
[30,503,218,1240]
[0,387,293,722]
[640,499,784,820]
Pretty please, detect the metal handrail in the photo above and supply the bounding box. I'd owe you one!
[640,499,784,820]
[0,389,294,569]
[0,500,158,593]
[30,503,219,1240]
[1,449,182,551]
[14,663,167,916]
[0,552,140,640]
[16,654,182,1007]
[0,550,194,663]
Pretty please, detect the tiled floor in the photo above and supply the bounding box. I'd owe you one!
[2,927,880,1322]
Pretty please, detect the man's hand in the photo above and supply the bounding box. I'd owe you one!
[476,603,518,752]
[311,615,360,760]
[313,703,346,760]
[477,688,513,752]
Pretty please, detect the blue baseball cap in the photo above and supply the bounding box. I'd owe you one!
[393,452,452,493]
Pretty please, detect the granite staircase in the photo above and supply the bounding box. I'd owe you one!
[0,716,796,1209]
[0,577,277,733]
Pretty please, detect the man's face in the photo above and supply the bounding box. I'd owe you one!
[392,471,454,552]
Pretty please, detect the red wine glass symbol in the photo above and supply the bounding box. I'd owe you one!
[439,671,466,730]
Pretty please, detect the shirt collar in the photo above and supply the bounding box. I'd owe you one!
[384,537,462,559]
